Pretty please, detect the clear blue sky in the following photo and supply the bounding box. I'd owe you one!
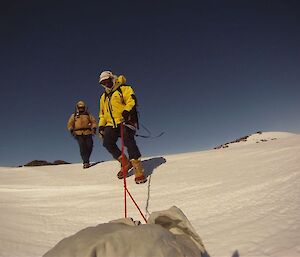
[1,1,300,166]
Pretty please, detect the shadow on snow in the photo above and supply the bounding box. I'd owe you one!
[202,249,240,257]
[90,161,104,167]
[127,156,167,178]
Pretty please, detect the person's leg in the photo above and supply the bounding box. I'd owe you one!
[102,127,121,159]
[123,126,146,184]
[84,135,93,164]
[123,126,141,160]
[103,126,132,179]
[79,136,91,168]
[76,136,86,164]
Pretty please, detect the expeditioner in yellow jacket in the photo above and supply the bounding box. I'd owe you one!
[67,101,97,169]
[98,71,147,184]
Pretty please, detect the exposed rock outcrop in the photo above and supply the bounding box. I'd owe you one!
[24,160,70,167]
[214,131,265,149]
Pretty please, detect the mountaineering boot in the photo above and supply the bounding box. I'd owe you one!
[83,163,90,169]
[117,155,133,179]
[131,159,147,184]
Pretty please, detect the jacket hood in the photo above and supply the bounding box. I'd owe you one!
[76,101,87,112]
[103,75,126,94]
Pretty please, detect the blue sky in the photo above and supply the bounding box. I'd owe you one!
[1,0,300,166]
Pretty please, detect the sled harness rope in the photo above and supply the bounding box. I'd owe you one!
[124,123,164,139]
[120,123,147,223]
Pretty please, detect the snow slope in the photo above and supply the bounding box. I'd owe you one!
[214,131,294,149]
[0,131,299,257]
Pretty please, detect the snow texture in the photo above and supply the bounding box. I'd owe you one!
[0,131,299,257]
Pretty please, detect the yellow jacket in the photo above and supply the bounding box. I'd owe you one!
[98,75,136,128]
[67,112,97,136]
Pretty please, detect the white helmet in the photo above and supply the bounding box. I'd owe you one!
[99,71,113,83]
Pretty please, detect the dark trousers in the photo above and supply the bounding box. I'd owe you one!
[76,135,93,164]
[103,125,141,160]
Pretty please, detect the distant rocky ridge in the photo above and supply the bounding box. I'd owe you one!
[23,160,71,167]
[214,131,278,149]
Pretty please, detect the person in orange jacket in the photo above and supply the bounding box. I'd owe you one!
[67,101,97,169]
[98,71,147,184]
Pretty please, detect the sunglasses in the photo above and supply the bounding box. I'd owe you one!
[101,78,112,85]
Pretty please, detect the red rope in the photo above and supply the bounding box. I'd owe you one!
[120,123,127,218]
[120,123,147,223]
[126,188,147,223]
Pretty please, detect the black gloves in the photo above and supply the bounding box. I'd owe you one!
[70,129,76,139]
[122,110,130,122]
[98,126,105,139]
[99,126,105,133]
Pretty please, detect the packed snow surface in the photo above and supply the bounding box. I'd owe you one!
[0,131,299,257]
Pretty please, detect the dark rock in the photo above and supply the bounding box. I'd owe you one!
[53,160,71,165]
[24,160,53,166]
[214,131,264,149]
[24,160,71,166]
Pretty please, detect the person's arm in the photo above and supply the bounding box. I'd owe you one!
[67,114,75,134]
[98,94,107,127]
[89,114,97,134]
[122,85,136,112]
